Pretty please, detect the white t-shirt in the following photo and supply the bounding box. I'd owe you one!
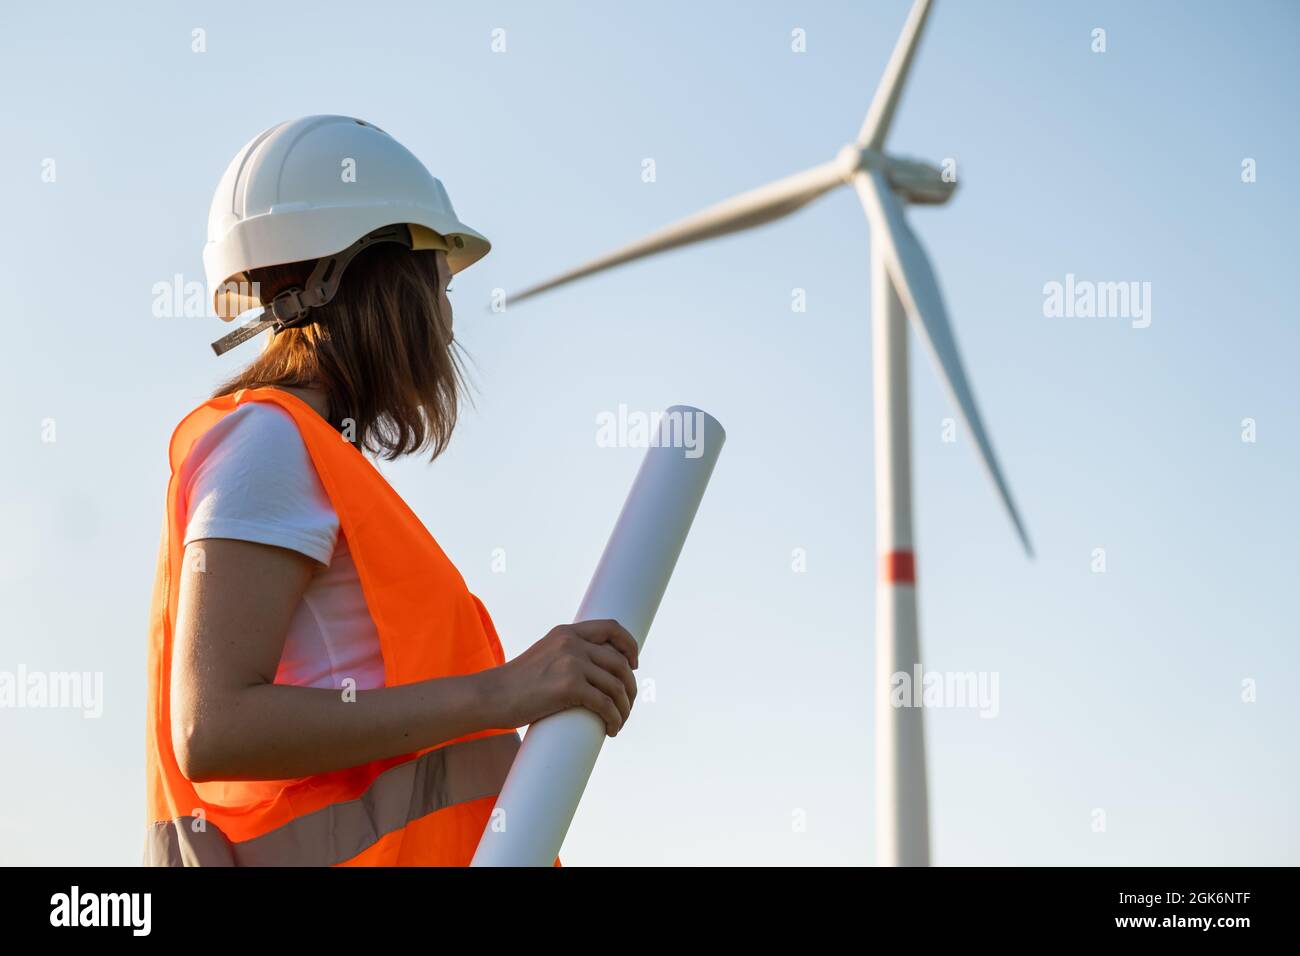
[179,403,386,691]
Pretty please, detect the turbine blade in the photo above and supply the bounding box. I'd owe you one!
[510,159,848,304]
[857,0,936,151]
[854,170,1033,556]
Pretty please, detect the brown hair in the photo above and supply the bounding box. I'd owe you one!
[213,244,464,461]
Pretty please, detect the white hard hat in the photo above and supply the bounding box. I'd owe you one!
[203,115,490,344]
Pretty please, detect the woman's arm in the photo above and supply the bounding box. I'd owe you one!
[171,538,639,782]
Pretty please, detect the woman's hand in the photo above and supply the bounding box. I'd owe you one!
[487,620,640,736]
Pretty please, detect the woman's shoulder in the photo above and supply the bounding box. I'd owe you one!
[180,398,339,562]
[197,400,307,463]
[178,398,323,492]
[224,398,304,438]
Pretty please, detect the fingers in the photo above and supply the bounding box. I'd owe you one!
[569,619,640,669]
[577,681,625,736]
[584,642,638,709]
[583,660,633,727]
[544,620,641,736]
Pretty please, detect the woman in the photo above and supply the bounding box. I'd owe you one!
[145,116,638,866]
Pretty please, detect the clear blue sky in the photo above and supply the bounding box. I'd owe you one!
[1,0,1296,865]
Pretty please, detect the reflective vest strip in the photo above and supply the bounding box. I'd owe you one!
[145,732,519,866]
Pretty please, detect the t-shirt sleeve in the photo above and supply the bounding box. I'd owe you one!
[180,403,339,565]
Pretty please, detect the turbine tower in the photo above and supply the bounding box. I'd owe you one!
[507,0,1031,866]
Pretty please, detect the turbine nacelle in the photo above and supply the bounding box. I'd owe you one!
[839,145,956,206]
[882,155,956,205]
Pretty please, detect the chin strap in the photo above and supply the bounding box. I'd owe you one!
[211,225,414,356]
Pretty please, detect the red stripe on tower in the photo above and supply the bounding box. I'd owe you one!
[881,550,916,584]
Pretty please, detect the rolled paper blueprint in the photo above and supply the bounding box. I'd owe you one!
[471,405,726,866]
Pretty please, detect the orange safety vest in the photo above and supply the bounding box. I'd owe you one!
[144,387,519,866]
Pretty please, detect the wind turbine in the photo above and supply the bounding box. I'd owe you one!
[507,0,1031,866]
